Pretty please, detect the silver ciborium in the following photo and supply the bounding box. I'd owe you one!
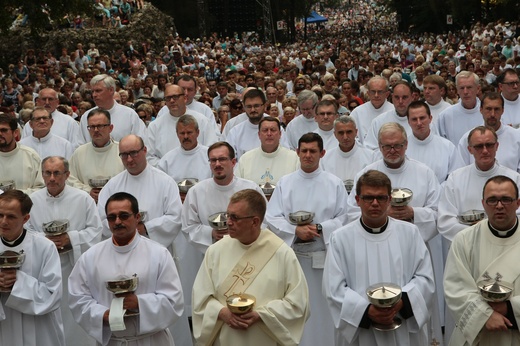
[177,178,199,193]
[0,250,25,292]
[366,282,403,331]
[390,188,413,206]
[208,212,228,231]
[88,176,110,189]
[343,179,354,194]
[457,210,486,225]
[0,180,15,192]
[43,220,72,254]
[477,272,513,302]
[106,274,139,316]
[288,211,315,226]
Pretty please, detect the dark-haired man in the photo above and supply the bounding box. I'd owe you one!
[68,192,183,346]
[192,189,309,345]
[324,170,434,345]
[266,133,349,346]
[445,175,520,345]
[0,190,64,345]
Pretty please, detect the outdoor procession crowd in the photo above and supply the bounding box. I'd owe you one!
[2,1,520,344]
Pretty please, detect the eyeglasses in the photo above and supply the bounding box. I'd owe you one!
[87,124,111,131]
[380,142,406,151]
[485,196,515,206]
[208,157,230,164]
[31,116,52,122]
[119,146,144,159]
[244,104,264,110]
[224,213,256,222]
[359,195,390,203]
[106,212,135,222]
[501,81,519,86]
[368,89,387,95]
[42,170,68,177]
[316,112,337,117]
[164,94,184,101]
[471,142,496,151]
[232,105,243,110]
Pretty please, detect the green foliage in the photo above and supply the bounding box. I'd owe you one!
[0,0,94,35]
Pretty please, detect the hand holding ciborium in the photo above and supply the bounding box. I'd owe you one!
[0,250,25,293]
[106,274,140,317]
[0,180,15,192]
[43,220,72,253]
[209,212,228,242]
[477,272,513,303]
[366,283,403,331]
[177,178,198,203]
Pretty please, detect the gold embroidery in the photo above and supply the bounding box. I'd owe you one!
[224,261,255,298]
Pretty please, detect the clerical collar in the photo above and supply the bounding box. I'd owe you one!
[2,228,27,247]
[489,219,518,238]
[46,187,66,198]
[360,218,389,234]
[92,138,113,148]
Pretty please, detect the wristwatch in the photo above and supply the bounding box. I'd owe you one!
[316,224,323,234]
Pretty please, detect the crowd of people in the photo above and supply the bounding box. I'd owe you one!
[1,0,520,344]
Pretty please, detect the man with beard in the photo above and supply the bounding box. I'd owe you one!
[226,89,287,160]
[146,84,218,166]
[0,114,44,194]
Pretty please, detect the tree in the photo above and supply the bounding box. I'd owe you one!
[0,0,93,35]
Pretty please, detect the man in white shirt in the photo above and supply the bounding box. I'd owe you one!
[27,156,102,346]
[323,170,434,346]
[146,84,218,166]
[68,192,184,346]
[78,74,146,145]
[313,99,339,150]
[20,107,74,160]
[321,116,374,191]
[364,81,414,150]
[265,133,349,346]
[422,75,451,126]
[458,92,520,172]
[0,190,64,345]
[285,90,319,150]
[436,71,483,145]
[350,76,394,144]
[23,88,81,149]
[497,68,520,127]
[406,101,464,183]
[158,114,212,199]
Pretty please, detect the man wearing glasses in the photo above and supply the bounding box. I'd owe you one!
[22,88,81,149]
[349,76,394,145]
[439,126,520,242]
[96,134,191,345]
[284,90,319,150]
[457,92,520,172]
[266,133,349,346]
[182,141,264,254]
[323,170,434,345]
[146,84,218,167]
[314,98,343,151]
[497,68,520,127]
[444,175,520,345]
[67,109,124,203]
[19,107,74,160]
[69,192,184,346]
[0,114,44,194]
[345,122,443,342]
[26,156,102,346]
[192,189,309,345]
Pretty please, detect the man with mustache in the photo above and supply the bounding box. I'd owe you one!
[158,114,212,199]
[96,134,191,345]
